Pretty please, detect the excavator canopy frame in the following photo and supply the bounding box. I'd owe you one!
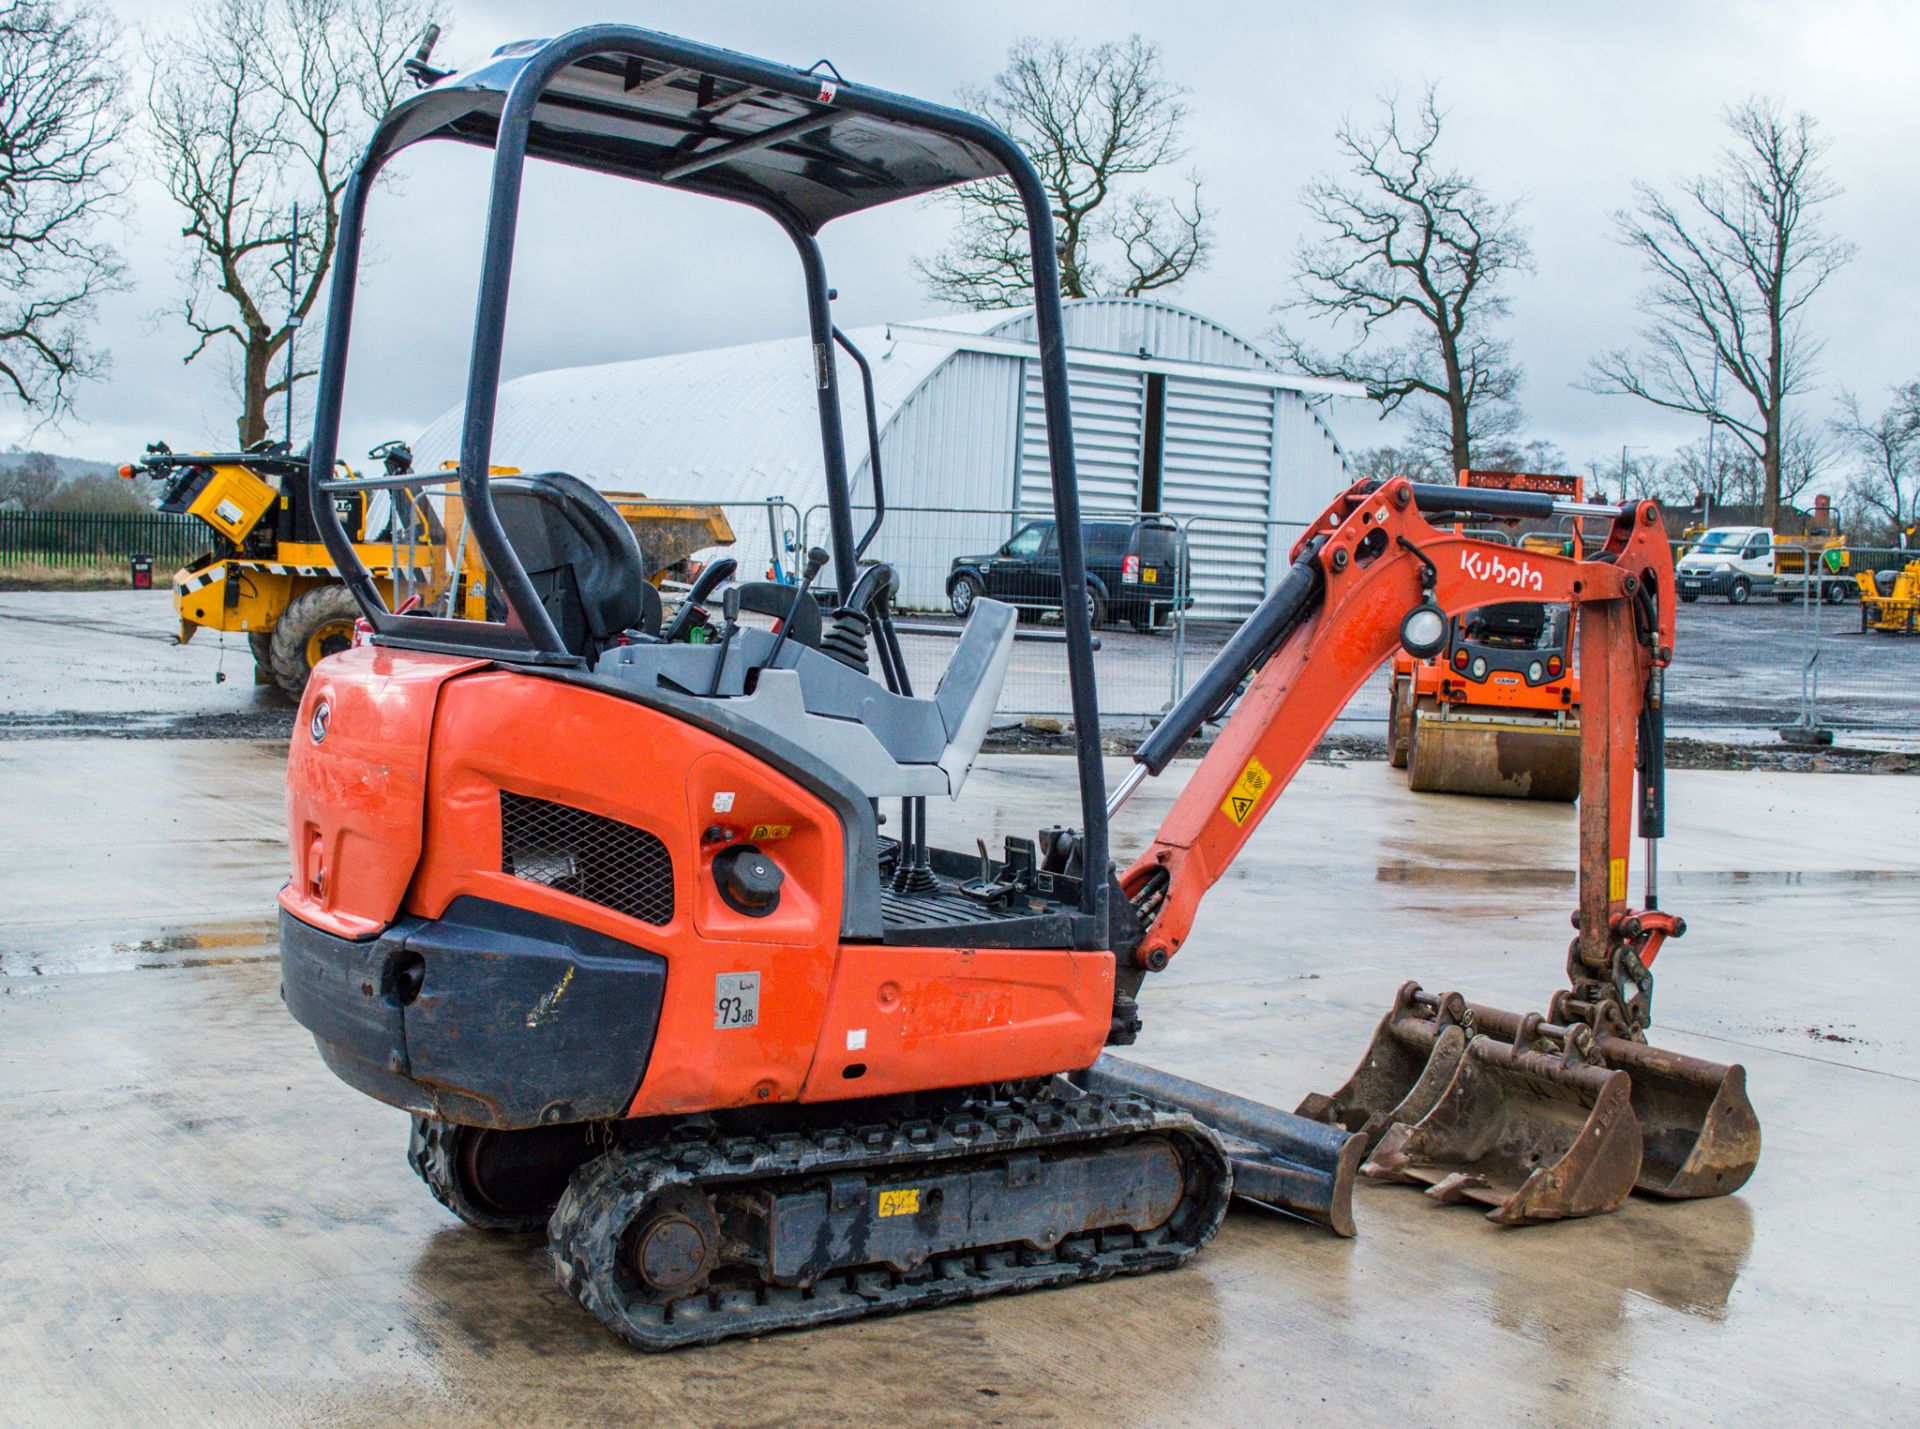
[300,23,1113,914]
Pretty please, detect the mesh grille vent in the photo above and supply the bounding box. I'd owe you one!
[500,791,674,926]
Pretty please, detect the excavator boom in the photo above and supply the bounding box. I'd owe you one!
[1108,476,1756,1224]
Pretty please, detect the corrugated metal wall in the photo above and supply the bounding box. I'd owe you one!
[988,299,1276,372]
[847,350,1024,610]
[1017,361,1147,517]
[1160,378,1278,616]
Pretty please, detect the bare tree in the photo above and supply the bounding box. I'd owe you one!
[1347,444,1442,484]
[1585,99,1854,524]
[146,0,436,446]
[915,35,1210,309]
[0,450,60,508]
[0,1,126,416]
[1658,435,1762,509]
[1271,86,1532,478]
[1472,436,1568,476]
[1832,382,1919,545]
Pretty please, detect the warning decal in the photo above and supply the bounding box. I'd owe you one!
[750,823,793,841]
[877,1189,920,1218]
[1609,858,1628,902]
[1220,756,1273,827]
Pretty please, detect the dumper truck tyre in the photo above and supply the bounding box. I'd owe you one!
[1726,577,1751,605]
[269,585,361,697]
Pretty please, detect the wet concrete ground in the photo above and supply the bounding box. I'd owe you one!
[1,738,1912,1425]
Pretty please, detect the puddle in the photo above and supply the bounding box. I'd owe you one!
[0,919,278,976]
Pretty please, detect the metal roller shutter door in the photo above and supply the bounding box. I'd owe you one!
[1161,378,1275,618]
[1017,362,1147,517]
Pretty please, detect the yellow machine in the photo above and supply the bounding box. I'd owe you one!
[127,441,735,695]
[1857,558,1920,634]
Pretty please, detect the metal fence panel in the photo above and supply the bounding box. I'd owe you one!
[0,511,205,569]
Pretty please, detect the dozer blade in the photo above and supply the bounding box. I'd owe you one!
[1082,1055,1364,1237]
[1362,1036,1643,1225]
[1466,1004,1762,1201]
[1294,982,1471,1155]
[1406,700,1581,801]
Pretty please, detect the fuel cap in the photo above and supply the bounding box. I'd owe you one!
[714,844,783,917]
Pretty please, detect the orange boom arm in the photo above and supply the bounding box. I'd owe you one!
[1117,478,1677,1021]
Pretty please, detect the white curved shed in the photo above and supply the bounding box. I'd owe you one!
[414,298,1357,615]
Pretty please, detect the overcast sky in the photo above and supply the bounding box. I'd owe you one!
[11,0,1916,487]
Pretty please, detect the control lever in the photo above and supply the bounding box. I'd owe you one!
[663,556,738,643]
[761,545,829,672]
[706,585,743,696]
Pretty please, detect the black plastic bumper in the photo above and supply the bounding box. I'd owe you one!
[280,895,667,1129]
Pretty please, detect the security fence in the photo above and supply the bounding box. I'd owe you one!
[0,510,204,571]
[784,501,1918,741]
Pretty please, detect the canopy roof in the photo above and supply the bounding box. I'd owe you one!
[374,31,1007,228]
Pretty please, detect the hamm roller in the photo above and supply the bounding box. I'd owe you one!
[1389,470,1588,801]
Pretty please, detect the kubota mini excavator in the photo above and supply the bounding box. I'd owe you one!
[1387,470,1585,800]
[278,24,1761,1350]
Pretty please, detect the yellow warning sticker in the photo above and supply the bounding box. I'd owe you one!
[1609,858,1628,901]
[1220,756,1273,826]
[877,1188,920,1218]
[750,823,793,842]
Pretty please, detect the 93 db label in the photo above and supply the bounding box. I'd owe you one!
[715,972,761,1029]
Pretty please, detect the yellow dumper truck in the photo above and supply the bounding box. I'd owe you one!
[126,440,734,695]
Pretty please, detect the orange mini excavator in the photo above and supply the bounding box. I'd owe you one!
[280,24,1760,1350]
[1387,469,1586,800]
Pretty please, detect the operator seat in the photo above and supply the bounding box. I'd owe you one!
[490,472,660,660]
[1467,601,1549,647]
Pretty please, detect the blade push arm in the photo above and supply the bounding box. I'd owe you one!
[1118,478,1676,1025]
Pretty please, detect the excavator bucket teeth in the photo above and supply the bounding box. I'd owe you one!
[1362,1036,1643,1225]
[1594,1036,1761,1199]
[1406,702,1581,801]
[1295,982,1470,1154]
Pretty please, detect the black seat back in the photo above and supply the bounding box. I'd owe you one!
[490,472,649,660]
[1467,601,1548,646]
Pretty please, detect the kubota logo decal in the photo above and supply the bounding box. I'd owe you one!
[1460,549,1545,592]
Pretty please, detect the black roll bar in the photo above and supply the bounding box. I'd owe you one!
[303,24,1109,918]
[833,326,886,561]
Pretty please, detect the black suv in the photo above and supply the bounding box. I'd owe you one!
[946,517,1189,631]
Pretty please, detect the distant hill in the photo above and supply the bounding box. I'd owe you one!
[0,449,154,513]
[1,449,120,482]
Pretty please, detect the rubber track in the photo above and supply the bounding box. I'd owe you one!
[548,1088,1231,1350]
[408,1115,550,1233]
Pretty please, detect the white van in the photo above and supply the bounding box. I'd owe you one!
[1675,526,1774,604]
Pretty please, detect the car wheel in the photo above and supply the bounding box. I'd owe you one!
[948,572,983,618]
[1085,585,1108,629]
[1727,577,1751,605]
[1825,580,1852,604]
